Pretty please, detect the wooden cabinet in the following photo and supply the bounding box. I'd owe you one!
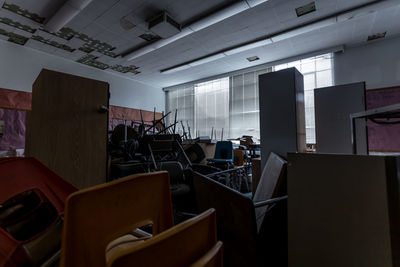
[26,69,109,188]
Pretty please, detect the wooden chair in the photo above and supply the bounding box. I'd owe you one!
[108,208,222,267]
[190,241,224,267]
[60,171,174,267]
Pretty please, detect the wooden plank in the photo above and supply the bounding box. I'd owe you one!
[288,153,399,267]
[26,69,109,188]
[253,152,286,232]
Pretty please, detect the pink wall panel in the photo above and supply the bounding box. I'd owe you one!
[366,87,400,152]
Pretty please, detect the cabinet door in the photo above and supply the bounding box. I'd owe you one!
[26,69,109,188]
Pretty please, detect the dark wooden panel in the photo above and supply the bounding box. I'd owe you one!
[193,172,257,267]
[26,69,109,188]
[288,153,399,267]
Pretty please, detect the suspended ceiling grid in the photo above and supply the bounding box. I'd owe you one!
[0,0,399,88]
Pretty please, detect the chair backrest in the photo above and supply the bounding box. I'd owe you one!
[193,172,257,267]
[108,208,219,267]
[60,171,174,267]
[158,161,184,184]
[253,152,287,232]
[190,241,224,267]
[213,141,233,160]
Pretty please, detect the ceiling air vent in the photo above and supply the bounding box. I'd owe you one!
[139,33,161,42]
[148,11,181,39]
[367,32,386,41]
[247,56,259,62]
[296,2,316,17]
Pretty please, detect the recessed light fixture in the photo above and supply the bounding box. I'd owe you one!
[247,56,260,62]
[367,31,386,41]
[296,2,316,17]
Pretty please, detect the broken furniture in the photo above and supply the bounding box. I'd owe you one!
[314,82,367,154]
[108,209,223,267]
[288,153,400,267]
[140,133,192,170]
[206,141,234,169]
[258,68,306,169]
[60,171,174,267]
[193,152,287,267]
[25,69,110,188]
[350,103,400,154]
[0,157,77,266]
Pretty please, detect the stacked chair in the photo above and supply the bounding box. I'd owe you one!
[60,171,223,267]
[0,157,77,266]
[109,209,223,267]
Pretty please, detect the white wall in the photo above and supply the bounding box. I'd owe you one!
[334,37,400,90]
[0,40,165,112]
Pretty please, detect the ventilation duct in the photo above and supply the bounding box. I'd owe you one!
[337,0,399,22]
[159,0,399,73]
[44,0,93,32]
[124,0,270,61]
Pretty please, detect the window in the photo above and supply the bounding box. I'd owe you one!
[230,68,271,139]
[274,53,333,143]
[165,84,194,136]
[165,53,333,144]
[194,77,229,138]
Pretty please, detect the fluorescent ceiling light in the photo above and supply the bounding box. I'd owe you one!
[271,18,335,42]
[44,0,93,32]
[223,38,272,55]
[189,53,226,66]
[337,0,399,23]
[161,64,191,74]
[246,0,270,8]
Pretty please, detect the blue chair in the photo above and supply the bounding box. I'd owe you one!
[207,141,234,169]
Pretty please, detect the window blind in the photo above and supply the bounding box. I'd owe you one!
[194,77,229,138]
[165,84,194,136]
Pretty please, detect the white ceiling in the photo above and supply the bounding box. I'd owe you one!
[0,0,399,88]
